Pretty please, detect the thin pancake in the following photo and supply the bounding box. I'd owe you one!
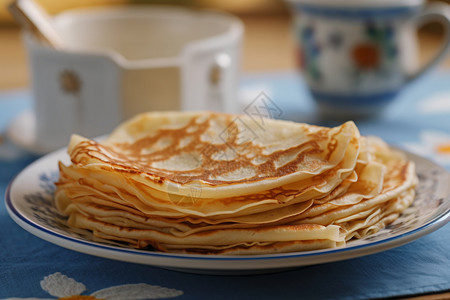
[66,112,361,198]
[54,112,417,255]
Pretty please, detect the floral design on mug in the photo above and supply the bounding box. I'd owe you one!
[351,23,397,72]
[299,25,322,81]
[352,43,380,70]
[327,31,344,50]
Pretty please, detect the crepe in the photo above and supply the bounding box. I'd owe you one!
[55,111,417,254]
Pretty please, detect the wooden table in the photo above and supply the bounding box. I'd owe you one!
[0,13,449,300]
[1,14,450,88]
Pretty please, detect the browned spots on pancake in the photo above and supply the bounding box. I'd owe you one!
[69,114,338,186]
[382,161,409,192]
[352,179,378,195]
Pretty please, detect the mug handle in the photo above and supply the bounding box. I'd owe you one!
[407,3,450,83]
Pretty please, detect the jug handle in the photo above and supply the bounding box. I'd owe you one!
[406,3,450,83]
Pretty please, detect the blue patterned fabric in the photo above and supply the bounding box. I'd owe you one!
[1,71,449,299]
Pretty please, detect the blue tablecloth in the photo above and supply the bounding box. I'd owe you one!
[1,72,449,299]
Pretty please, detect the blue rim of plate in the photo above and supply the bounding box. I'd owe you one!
[4,152,450,265]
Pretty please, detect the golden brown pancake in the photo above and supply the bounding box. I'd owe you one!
[55,111,417,254]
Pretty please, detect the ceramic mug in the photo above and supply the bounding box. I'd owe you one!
[23,5,243,153]
[288,0,450,119]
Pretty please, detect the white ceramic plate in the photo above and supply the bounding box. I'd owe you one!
[5,147,450,275]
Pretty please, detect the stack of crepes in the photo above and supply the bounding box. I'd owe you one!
[55,111,418,255]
